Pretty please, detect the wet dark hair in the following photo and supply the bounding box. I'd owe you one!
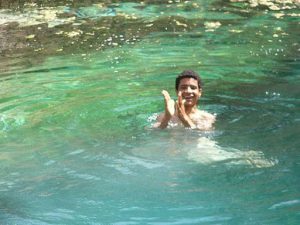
[175,70,202,91]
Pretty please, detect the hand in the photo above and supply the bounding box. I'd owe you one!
[176,91,188,121]
[162,90,175,118]
[176,91,196,129]
[154,90,175,129]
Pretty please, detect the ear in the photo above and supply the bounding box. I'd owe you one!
[198,88,202,96]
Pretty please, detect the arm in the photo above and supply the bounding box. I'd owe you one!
[153,112,171,129]
[176,110,197,129]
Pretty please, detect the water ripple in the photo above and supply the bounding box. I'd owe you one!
[269,199,300,210]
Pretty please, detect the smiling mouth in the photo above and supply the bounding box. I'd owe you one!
[183,96,194,100]
[183,96,194,102]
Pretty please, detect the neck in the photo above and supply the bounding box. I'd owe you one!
[184,105,198,115]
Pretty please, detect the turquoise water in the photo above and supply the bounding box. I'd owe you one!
[0,1,300,224]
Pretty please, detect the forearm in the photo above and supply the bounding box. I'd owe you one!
[180,116,196,129]
[157,114,171,129]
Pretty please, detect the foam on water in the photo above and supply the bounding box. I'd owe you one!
[269,199,300,210]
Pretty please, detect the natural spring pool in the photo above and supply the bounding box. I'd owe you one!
[0,0,299,224]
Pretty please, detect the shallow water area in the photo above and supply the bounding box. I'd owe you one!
[0,0,300,224]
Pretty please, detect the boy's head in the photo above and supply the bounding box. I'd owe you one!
[175,70,202,91]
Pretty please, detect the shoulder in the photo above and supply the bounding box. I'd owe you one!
[156,112,166,122]
[152,112,164,128]
[154,112,181,128]
[198,110,216,122]
[192,110,216,130]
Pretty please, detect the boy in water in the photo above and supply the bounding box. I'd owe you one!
[154,70,215,130]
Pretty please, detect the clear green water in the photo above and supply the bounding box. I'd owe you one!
[0,1,300,224]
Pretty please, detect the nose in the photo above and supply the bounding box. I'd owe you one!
[186,86,192,93]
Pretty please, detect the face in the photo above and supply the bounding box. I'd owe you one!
[177,78,201,107]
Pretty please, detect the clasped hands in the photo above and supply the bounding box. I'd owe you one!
[161,90,196,129]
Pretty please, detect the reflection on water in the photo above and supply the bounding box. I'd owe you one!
[0,0,299,224]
